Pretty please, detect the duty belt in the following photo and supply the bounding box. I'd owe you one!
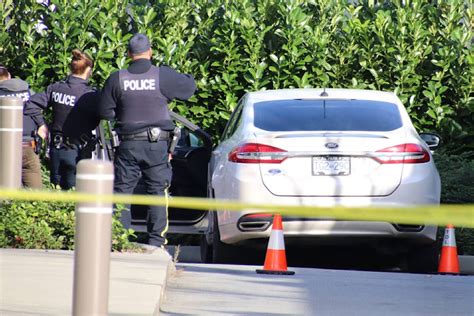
[119,128,171,141]
[52,133,93,149]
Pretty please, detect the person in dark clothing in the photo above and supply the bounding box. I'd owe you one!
[63,88,101,160]
[98,33,196,247]
[0,65,47,189]
[25,49,97,190]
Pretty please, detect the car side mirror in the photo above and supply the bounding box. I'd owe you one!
[419,132,441,151]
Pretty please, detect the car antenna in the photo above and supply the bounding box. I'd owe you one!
[320,88,328,97]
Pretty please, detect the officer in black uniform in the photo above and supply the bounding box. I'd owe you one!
[0,65,47,189]
[63,88,101,160]
[98,33,196,247]
[25,49,98,190]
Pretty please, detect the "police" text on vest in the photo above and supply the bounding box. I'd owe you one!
[52,92,76,106]
[123,79,156,91]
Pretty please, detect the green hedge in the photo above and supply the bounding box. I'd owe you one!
[1,0,472,253]
[434,151,474,205]
[434,151,474,255]
[0,188,138,251]
[1,0,472,145]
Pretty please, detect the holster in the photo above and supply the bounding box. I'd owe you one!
[80,135,98,152]
[31,131,42,155]
[168,127,181,153]
[111,129,120,148]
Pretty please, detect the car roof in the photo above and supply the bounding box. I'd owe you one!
[245,88,401,104]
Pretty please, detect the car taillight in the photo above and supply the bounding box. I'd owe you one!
[228,143,288,163]
[374,143,430,164]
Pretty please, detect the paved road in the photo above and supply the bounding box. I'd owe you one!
[160,263,474,315]
[168,245,474,274]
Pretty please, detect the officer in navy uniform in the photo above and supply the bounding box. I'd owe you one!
[98,33,196,247]
[63,87,101,160]
[25,49,97,190]
[0,65,47,188]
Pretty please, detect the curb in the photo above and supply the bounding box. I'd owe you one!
[459,255,474,275]
[134,243,177,316]
[109,244,176,315]
[156,256,176,315]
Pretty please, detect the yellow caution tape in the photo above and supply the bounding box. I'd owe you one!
[1,188,473,228]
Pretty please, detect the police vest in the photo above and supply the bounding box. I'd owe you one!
[48,78,93,134]
[117,66,170,134]
[0,86,36,141]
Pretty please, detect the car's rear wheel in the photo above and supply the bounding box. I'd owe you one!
[405,242,440,273]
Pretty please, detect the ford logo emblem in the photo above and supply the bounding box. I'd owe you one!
[268,169,282,175]
[325,142,339,149]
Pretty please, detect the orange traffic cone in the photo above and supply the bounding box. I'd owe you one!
[438,224,460,274]
[256,214,295,275]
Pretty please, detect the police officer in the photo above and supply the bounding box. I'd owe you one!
[0,65,47,189]
[25,49,97,190]
[62,84,101,160]
[98,33,196,247]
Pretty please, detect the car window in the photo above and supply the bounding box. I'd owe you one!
[253,99,402,132]
[227,106,243,137]
[189,133,204,147]
[221,99,245,140]
[177,128,205,148]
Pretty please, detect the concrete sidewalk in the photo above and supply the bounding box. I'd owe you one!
[0,247,174,315]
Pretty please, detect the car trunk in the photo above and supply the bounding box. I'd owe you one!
[257,132,404,197]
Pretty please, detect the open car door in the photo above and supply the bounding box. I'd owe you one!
[129,112,212,234]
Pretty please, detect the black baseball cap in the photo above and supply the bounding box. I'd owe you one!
[128,33,151,55]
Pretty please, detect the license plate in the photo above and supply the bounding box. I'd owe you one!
[312,156,350,176]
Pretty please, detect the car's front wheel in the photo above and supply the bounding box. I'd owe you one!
[200,212,236,263]
[200,233,213,263]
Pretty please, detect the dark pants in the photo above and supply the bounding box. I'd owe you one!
[22,144,42,189]
[49,145,79,190]
[113,139,171,247]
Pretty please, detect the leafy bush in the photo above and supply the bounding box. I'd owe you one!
[455,228,474,256]
[0,199,74,249]
[1,0,472,253]
[0,191,138,252]
[434,150,474,204]
[434,150,474,255]
[1,0,472,145]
